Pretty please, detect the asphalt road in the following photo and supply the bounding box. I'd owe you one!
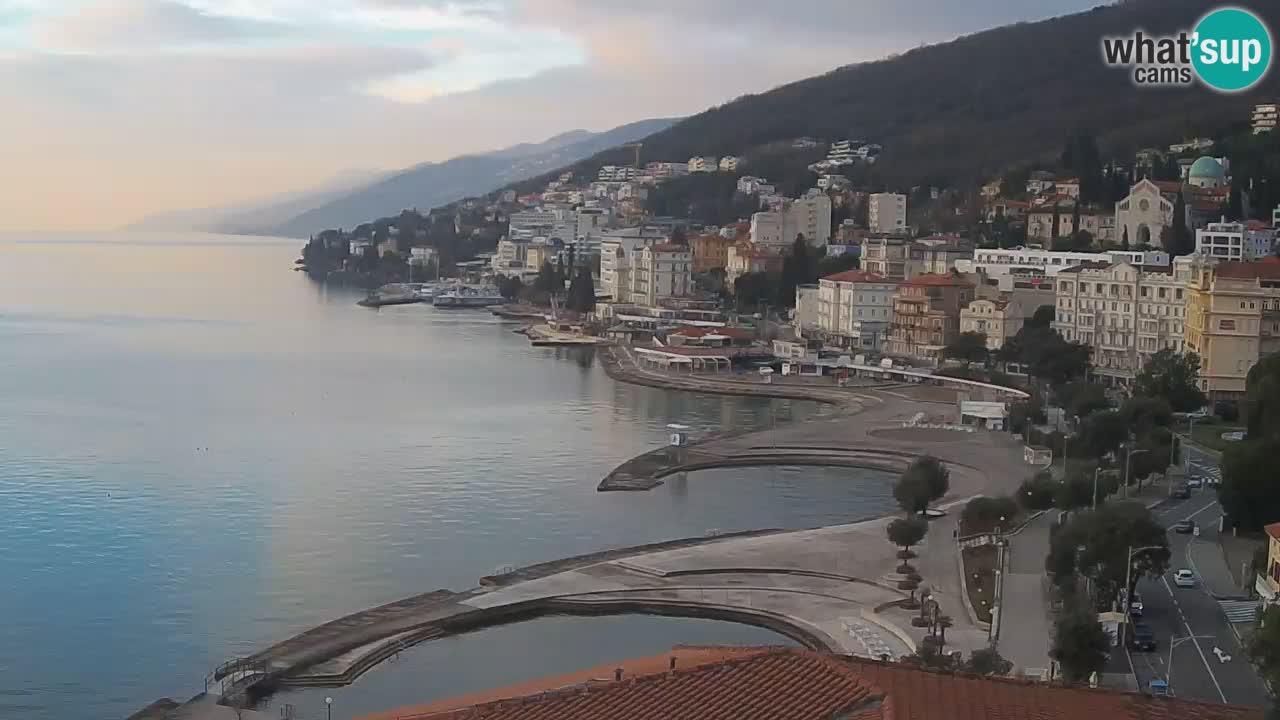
[1126,481,1270,707]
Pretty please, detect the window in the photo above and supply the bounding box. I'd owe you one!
[1176,289,1183,300]
[1221,319,1236,331]
[1158,287,1167,299]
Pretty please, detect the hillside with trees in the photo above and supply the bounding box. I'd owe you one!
[507,0,1279,197]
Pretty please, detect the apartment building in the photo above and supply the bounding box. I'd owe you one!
[815,270,898,350]
[687,156,719,173]
[690,233,734,273]
[629,244,692,306]
[861,235,909,279]
[1254,102,1278,134]
[965,247,1170,287]
[1195,219,1276,261]
[868,193,907,234]
[909,235,972,275]
[726,243,785,287]
[960,296,1025,350]
[1185,257,1280,400]
[749,192,834,248]
[599,226,668,301]
[1053,259,1194,384]
[719,156,741,172]
[887,274,975,363]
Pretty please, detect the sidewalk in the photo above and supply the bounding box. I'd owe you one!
[997,512,1055,677]
[1188,521,1252,600]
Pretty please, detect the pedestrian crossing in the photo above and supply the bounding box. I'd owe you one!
[1188,462,1222,485]
[1219,599,1260,624]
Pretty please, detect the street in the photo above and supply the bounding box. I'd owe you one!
[1126,479,1271,707]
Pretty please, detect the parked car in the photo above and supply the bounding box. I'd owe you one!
[1173,519,1197,534]
[1172,484,1191,499]
[1129,623,1157,651]
[1128,591,1144,617]
[1187,477,1204,489]
[1174,569,1197,587]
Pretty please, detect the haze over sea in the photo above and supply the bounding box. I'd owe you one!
[0,233,897,720]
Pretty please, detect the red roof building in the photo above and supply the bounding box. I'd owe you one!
[821,270,895,284]
[358,647,1261,720]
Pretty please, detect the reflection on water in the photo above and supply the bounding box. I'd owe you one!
[0,233,888,720]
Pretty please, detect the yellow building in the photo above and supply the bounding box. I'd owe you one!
[959,296,1025,350]
[1184,257,1280,400]
[1259,523,1280,602]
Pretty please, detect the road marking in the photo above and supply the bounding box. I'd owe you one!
[1162,576,1228,703]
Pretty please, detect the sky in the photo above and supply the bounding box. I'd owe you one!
[0,0,1103,231]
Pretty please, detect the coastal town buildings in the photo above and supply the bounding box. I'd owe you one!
[1187,156,1228,190]
[887,273,975,362]
[1254,101,1278,134]
[962,247,1170,288]
[861,235,909,279]
[909,235,972,275]
[959,296,1024,350]
[794,284,821,332]
[600,226,669,301]
[1115,179,1179,248]
[868,193,907,234]
[1052,259,1194,384]
[726,243,784,287]
[1195,219,1276,261]
[690,232,735,273]
[750,191,833,248]
[687,156,718,173]
[1184,257,1280,400]
[719,156,741,172]
[629,244,692,306]
[815,270,897,350]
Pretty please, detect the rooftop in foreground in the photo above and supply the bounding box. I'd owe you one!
[357,646,1262,720]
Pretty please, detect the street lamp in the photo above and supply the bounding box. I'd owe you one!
[1122,545,1165,644]
[1092,467,1102,509]
[325,697,333,720]
[1166,634,1215,697]
[1123,446,1149,498]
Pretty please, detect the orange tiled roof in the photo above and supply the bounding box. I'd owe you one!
[651,243,690,252]
[362,648,1263,720]
[823,270,895,284]
[1266,523,1280,541]
[1153,180,1185,195]
[1216,260,1280,281]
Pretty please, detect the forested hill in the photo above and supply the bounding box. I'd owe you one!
[510,0,1280,194]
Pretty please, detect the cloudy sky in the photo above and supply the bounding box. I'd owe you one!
[0,0,1100,231]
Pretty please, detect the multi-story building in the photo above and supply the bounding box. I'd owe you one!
[869,193,907,234]
[1184,257,1280,400]
[750,192,834,248]
[690,233,734,273]
[1274,204,1280,229]
[888,274,975,363]
[1053,259,1194,384]
[1026,171,1056,196]
[964,247,1170,287]
[687,156,718,173]
[597,165,640,182]
[815,270,898,350]
[629,244,692,306]
[719,156,741,172]
[726,243,784,287]
[508,210,559,240]
[645,162,689,181]
[960,296,1025,350]
[861,235,909,280]
[737,176,766,195]
[1254,102,1278,134]
[749,211,786,247]
[1195,219,1275,261]
[491,238,528,274]
[909,235,972,275]
[826,140,858,166]
[599,226,669,301]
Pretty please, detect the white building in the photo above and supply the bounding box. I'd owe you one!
[1254,102,1278,134]
[1274,205,1280,230]
[598,165,640,182]
[719,156,741,172]
[1169,138,1215,154]
[827,140,858,166]
[1115,179,1177,248]
[967,247,1170,287]
[1052,258,1194,384]
[630,243,692,306]
[508,210,558,240]
[410,247,438,267]
[817,174,851,191]
[491,238,528,274]
[599,226,669,301]
[815,270,897,349]
[750,211,786,247]
[1196,220,1276,261]
[794,284,821,333]
[687,156,719,173]
[750,192,833,248]
[646,162,689,181]
[868,193,907,234]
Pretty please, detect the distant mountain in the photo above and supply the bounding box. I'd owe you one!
[506,0,1280,196]
[265,118,677,238]
[125,168,391,234]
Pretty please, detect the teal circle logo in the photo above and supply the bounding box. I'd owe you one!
[1192,7,1272,92]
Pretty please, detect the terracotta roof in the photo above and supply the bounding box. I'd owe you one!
[651,243,690,252]
[903,273,974,288]
[823,270,895,284]
[1267,523,1280,541]
[1215,260,1280,281]
[1247,220,1274,231]
[362,648,1263,720]
[1153,180,1185,195]
[1057,261,1115,274]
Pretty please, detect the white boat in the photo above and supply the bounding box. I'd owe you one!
[433,285,504,309]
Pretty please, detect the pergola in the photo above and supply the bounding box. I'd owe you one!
[633,347,732,372]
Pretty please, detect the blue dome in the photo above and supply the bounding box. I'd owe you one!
[1188,156,1226,179]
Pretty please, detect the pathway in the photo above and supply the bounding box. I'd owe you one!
[998,512,1055,679]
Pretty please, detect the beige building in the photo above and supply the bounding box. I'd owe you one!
[960,296,1025,350]
[859,235,970,281]
[726,243,784,287]
[888,274,975,363]
[815,270,898,350]
[629,243,692,306]
[861,235,909,279]
[1185,257,1280,400]
[1053,259,1194,384]
[868,193,907,234]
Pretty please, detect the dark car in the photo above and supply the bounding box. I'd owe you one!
[1172,484,1191,500]
[1173,519,1197,534]
[1129,623,1157,651]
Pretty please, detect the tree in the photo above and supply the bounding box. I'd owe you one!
[1046,501,1170,604]
[671,226,688,246]
[963,645,1013,677]
[894,472,935,515]
[779,235,816,307]
[1168,191,1194,256]
[1029,305,1055,328]
[1120,226,1130,250]
[886,516,929,555]
[1018,473,1057,511]
[734,272,774,311]
[943,331,990,367]
[1248,605,1280,691]
[1056,381,1109,419]
[1118,396,1173,436]
[906,455,950,505]
[816,252,859,276]
[1051,600,1111,684]
[1074,410,1127,459]
[1054,473,1096,512]
[1133,349,1205,412]
[961,496,1019,534]
[1246,355,1280,440]
[497,275,524,300]
[535,261,561,296]
[1220,437,1280,531]
[567,267,597,313]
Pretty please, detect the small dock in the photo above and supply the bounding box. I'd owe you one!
[526,325,608,347]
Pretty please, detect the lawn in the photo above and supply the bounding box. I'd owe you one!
[961,544,999,624]
[1186,422,1247,453]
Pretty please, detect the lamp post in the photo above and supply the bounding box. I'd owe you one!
[325,697,333,720]
[1122,545,1165,645]
[1166,634,1215,697]
[1092,467,1102,509]
[1123,446,1149,498]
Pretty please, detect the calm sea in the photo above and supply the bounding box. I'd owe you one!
[0,233,896,720]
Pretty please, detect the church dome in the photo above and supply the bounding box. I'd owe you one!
[1188,156,1226,180]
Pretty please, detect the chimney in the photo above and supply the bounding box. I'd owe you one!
[669,656,677,672]
[614,668,623,682]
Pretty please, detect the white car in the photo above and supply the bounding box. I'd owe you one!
[1173,569,1197,588]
